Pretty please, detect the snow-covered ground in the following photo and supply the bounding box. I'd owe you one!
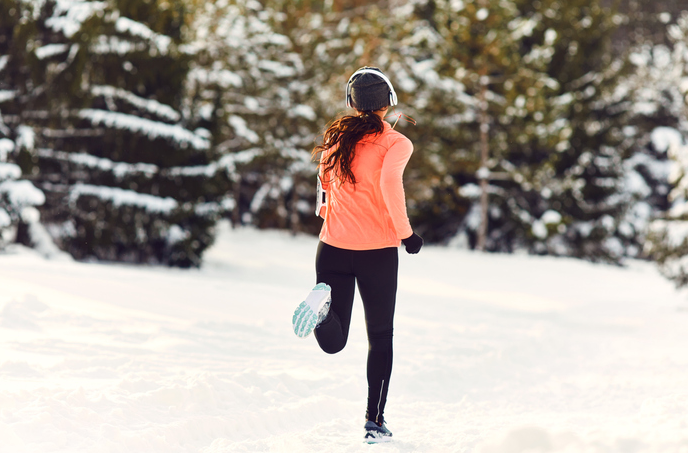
[1,221,687,453]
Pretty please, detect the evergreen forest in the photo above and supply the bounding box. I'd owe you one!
[2,0,688,285]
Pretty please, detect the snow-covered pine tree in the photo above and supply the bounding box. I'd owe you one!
[515,0,641,262]
[0,134,47,250]
[607,5,681,261]
[641,12,688,286]
[31,0,219,266]
[0,0,54,251]
[395,0,644,261]
[184,0,320,235]
[384,0,565,251]
[261,1,329,234]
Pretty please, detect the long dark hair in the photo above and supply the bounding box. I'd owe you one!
[313,111,385,185]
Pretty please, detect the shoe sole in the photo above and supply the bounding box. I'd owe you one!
[292,283,331,338]
[364,434,392,444]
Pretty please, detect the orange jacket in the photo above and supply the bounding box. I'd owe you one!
[318,121,414,250]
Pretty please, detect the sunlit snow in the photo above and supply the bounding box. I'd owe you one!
[1,223,687,452]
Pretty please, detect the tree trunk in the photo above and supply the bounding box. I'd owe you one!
[477,76,490,252]
[290,175,300,236]
[232,175,241,229]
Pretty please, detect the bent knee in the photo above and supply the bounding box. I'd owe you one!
[320,342,346,354]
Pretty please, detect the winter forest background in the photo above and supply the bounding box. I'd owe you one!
[2,0,688,283]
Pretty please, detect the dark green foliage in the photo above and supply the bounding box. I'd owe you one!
[0,0,49,247]
[183,0,322,236]
[646,224,688,287]
[386,0,655,261]
[2,0,228,266]
[2,0,686,272]
[528,0,632,260]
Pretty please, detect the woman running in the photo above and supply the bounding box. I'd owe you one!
[292,66,423,442]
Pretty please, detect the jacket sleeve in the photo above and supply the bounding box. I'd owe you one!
[380,137,414,240]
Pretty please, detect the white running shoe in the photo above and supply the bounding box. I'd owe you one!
[292,283,331,338]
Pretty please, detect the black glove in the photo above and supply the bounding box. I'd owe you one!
[402,232,423,254]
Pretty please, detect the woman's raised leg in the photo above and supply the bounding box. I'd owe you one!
[313,242,356,354]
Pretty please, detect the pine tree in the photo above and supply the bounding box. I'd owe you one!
[383,0,564,251]
[27,0,221,266]
[385,0,644,262]
[642,12,688,285]
[184,0,321,235]
[608,5,681,261]
[515,0,638,261]
[0,0,52,250]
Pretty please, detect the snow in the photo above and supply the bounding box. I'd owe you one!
[69,184,177,214]
[0,180,45,207]
[228,115,259,144]
[46,0,107,38]
[91,86,181,122]
[627,201,653,233]
[34,44,69,60]
[194,198,236,217]
[290,104,316,121]
[0,163,21,182]
[250,182,272,212]
[668,201,688,219]
[0,90,17,103]
[91,35,144,55]
[187,67,243,89]
[78,110,210,150]
[166,163,216,178]
[1,223,687,451]
[626,151,671,182]
[16,126,35,152]
[37,149,159,179]
[531,220,547,239]
[449,0,465,13]
[257,60,296,78]
[115,17,171,55]
[162,149,259,181]
[220,148,259,172]
[509,17,537,40]
[624,169,652,198]
[541,210,562,224]
[544,29,557,46]
[166,225,189,245]
[651,127,684,154]
[459,183,481,199]
[0,208,10,227]
[651,220,688,248]
[18,207,71,261]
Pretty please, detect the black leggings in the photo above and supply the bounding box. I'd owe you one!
[313,241,398,424]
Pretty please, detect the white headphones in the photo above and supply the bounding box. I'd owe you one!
[345,67,398,109]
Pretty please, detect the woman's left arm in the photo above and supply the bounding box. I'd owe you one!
[380,137,414,240]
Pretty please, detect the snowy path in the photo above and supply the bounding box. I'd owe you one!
[1,223,687,452]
